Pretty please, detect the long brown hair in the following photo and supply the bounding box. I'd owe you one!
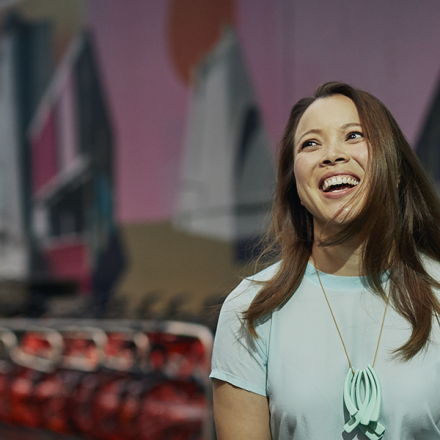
[244,81,440,361]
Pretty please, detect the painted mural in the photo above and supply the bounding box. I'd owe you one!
[0,1,439,439]
[175,27,275,258]
[29,32,125,314]
[0,0,279,321]
[0,0,438,320]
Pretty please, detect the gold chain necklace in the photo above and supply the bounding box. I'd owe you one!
[314,262,389,440]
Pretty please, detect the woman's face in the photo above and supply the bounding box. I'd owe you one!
[293,94,369,234]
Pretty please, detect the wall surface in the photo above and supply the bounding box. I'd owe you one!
[80,0,440,310]
[86,0,440,223]
[86,0,189,223]
[2,0,439,312]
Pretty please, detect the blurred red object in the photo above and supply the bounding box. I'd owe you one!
[0,320,213,439]
[34,369,83,434]
[9,329,63,428]
[10,366,45,428]
[120,376,206,440]
[147,333,206,379]
[0,329,18,425]
[103,331,148,372]
[91,371,132,440]
[90,330,149,440]
[40,327,106,436]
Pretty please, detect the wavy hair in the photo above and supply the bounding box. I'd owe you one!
[244,81,440,361]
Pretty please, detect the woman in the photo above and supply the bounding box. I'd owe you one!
[210,82,440,439]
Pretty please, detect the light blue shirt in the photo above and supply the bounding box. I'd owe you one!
[210,260,440,439]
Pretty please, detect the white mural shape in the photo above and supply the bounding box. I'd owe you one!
[175,27,275,242]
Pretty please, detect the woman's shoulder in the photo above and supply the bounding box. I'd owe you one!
[247,261,282,283]
[223,261,281,310]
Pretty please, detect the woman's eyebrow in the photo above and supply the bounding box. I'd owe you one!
[340,122,362,130]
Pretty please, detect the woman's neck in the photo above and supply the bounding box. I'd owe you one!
[311,233,365,277]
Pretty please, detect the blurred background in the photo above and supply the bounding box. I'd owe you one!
[1,0,440,322]
[0,0,437,438]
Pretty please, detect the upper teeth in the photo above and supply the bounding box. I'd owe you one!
[322,175,359,191]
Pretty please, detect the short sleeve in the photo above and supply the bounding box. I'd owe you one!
[209,277,272,397]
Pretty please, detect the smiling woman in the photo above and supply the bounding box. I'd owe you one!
[210,82,440,439]
[293,94,368,233]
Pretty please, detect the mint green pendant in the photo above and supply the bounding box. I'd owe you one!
[343,365,385,440]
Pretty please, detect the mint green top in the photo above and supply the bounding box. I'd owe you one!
[210,259,440,439]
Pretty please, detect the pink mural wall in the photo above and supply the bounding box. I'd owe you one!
[86,1,189,223]
[85,0,440,224]
[287,0,440,144]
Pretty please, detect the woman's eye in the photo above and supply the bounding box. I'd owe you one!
[302,140,318,149]
[347,131,363,140]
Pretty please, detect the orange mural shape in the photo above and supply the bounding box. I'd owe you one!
[168,0,236,85]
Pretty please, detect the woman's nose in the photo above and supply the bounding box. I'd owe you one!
[320,143,349,166]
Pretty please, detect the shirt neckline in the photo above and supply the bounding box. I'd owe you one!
[305,261,388,290]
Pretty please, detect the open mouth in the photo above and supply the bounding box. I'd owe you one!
[321,175,360,193]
